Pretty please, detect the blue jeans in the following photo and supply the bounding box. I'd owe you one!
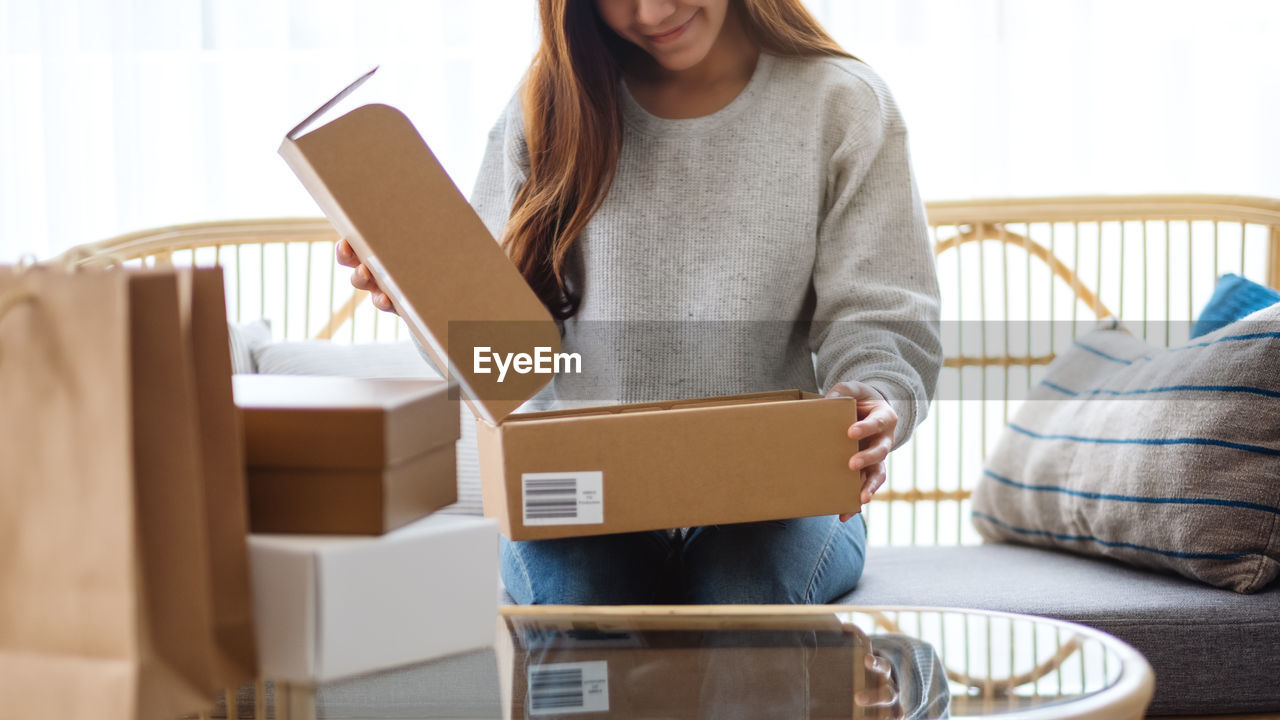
[501,515,867,604]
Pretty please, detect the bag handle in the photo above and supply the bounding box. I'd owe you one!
[0,287,35,320]
[0,285,36,362]
[0,254,39,336]
[1,248,135,358]
[55,246,130,271]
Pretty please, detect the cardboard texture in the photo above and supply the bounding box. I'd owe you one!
[234,374,458,468]
[498,612,862,719]
[247,442,456,534]
[478,390,861,539]
[281,71,861,542]
[249,514,500,682]
[234,375,460,534]
[280,72,560,427]
[0,268,249,720]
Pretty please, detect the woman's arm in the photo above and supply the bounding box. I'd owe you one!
[809,70,943,453]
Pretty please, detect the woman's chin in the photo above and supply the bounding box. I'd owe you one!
[646,44,714,73]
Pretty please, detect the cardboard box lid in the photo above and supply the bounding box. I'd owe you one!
[279,69,560,426]
[233,375,457,469]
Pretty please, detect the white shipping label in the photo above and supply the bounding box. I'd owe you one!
[528,661,610,715]
[522,472,604,526]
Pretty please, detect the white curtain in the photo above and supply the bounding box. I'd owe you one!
[816,0,1280,202]
[2,0,1278,261]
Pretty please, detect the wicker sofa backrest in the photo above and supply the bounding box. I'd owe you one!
[59,195,1280,548]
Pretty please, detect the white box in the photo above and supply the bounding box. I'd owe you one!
[249,514,499,682]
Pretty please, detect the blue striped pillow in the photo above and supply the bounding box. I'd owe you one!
[972,304,1280,593]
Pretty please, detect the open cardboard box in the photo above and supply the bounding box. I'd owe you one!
[280,70,861,540]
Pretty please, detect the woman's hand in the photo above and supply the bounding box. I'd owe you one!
[336,238,398,314]
[826,380,898,521]
[858,649,903,719]
[843,624,903,719]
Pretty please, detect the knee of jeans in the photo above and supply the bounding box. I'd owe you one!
[685,575,806,604]
[500,537,536,605]
[683,516,867,605]
[681,529,808,605]
[817,517,867,601]
[501,534,670,605]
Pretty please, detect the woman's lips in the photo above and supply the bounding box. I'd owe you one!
[644,11,698,45]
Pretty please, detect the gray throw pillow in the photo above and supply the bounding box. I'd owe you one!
[253,339,440,380]
[972,305,1280,593]
[227,318,273,374]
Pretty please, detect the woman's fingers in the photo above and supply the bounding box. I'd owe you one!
[828,381,897,508]
[350,263,380,292]
[370,290,394,313]
[849,405,896,440]
[871,463,888,494]
[857,652,903,718]
[861,461,887,505]
[850,433,892,472]
[340,250,397,315]
[335,238,359,268]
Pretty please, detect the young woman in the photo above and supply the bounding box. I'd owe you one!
[338,0,942,605]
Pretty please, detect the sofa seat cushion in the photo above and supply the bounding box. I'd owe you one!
[839,543,1280,715]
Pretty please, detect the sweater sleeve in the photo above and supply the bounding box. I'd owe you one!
[808,71,942,450]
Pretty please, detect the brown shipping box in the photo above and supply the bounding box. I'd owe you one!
[234,375,459,534]
[279,70,861,540]
[497,612,862,719]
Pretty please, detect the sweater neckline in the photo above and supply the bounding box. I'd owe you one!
[619,52,775,137]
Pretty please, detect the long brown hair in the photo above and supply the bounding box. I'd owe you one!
[507,0,853,319]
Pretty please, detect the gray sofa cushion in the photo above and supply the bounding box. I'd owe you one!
[839,543,1280,715]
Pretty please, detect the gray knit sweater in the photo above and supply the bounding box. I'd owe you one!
[470,53,942,449]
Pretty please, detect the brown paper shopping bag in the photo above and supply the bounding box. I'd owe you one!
[178,267,258,689]
[0,267,221,720]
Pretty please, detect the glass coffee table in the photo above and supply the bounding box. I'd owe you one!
[246,605,1153,720]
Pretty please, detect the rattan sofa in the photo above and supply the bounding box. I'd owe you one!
[63,195,1280,718]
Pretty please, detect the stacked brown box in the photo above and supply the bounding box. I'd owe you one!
[233,375,459,534]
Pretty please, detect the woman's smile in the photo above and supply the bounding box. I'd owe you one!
[641,9,700,46]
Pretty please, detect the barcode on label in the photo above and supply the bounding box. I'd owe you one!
[528,661,609,715]
[524,478,579,520]
[522,472,604,526]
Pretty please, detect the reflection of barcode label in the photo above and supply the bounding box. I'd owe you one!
[525,628,642,650]
[529,661,609,715]
[523,472,603,526]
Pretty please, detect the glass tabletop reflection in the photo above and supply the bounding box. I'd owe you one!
[262,605,1151,720]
